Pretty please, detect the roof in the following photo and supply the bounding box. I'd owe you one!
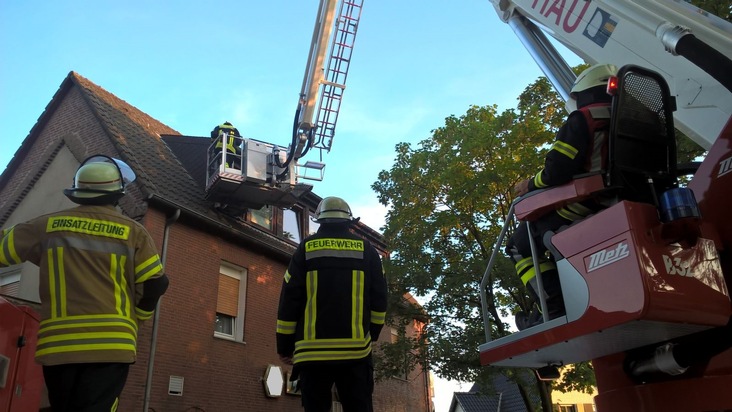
[160,135,211,191]
[450,371,540,412]
[452,391,501,412]
[0,71,385,258]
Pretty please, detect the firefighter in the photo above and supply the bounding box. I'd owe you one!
[506,64,618,330]
[210,121,242,169]
[276,196,388,412]
[0,154,169,412]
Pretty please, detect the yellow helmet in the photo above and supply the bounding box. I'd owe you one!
[315,196,354,223]
[64,155,136,204]
[570,63,618,98]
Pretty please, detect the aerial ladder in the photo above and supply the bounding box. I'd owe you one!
[204,0,363,210]
[480,1,732,410]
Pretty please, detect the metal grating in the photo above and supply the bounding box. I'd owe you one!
[168,375,184,396]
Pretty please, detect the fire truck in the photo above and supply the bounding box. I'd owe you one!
[478,1,732,411]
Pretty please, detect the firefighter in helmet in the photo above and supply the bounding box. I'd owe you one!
[506,64,618,330]
[210,121,242,169]
[0,155,169,411]
[276,196,388,412]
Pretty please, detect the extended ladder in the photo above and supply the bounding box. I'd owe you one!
[312,0,364,155]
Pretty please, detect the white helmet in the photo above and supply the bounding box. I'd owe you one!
[566,63,617,112]
[314,196,354,223]
[64,155,136,204]
[570,64,618,98]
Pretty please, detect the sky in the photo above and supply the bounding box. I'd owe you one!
[0,1,580,411]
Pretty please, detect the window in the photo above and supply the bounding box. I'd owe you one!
[250,205,273,230]
[0,263,40,302]
[557,405,578,412]
[283,208,301,243]
[214,263,247,342]
[390,327,399,344]
[0,272,21,296]
[308,210,320,235]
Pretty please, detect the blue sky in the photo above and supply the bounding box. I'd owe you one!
[1,2,580,410]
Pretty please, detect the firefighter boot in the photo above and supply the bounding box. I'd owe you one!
[519,269,565,329]
[515,306,543,331]
[515,282,543,331]
[542,269,565,320]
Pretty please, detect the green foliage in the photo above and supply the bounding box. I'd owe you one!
[689,0,732,21]
[371,77,571,386]
[676,130,706,164]
[553,363,596,394]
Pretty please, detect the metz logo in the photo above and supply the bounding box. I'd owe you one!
[662,255,693,277]
[587,242,630,272]
[719,156,732,178]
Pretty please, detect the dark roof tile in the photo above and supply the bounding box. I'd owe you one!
[68,72,297,257]
[454,392,500,412]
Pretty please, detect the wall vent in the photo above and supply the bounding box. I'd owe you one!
[168,375,184,396]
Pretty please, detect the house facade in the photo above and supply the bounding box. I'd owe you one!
[0,71,432,411]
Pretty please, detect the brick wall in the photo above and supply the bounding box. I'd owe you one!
[116,209,431,412]
[373,318,432,412]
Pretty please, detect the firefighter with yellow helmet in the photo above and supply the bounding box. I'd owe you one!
[506,64,618,330]
[0,154,169,411]
[210,121,242,169]
[276,196,387,412]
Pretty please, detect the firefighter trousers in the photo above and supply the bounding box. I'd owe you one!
[42,362,129,412]
[298,355,374,412]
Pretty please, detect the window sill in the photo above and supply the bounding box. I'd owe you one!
[213,333,247,345]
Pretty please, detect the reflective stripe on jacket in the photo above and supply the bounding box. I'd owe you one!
[212,124,240,153]
[0,205,163,365]
[530,103,611,221]
[276,225,387,364]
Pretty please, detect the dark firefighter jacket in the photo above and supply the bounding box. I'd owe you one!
[0,204,165,366]
[528,102,611,221]
[211,123,241,154]
[276,224,387,365]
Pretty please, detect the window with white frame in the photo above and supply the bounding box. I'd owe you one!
[214,263,247,342]
[0,271,21,296]
[283,208,301,243]
[308,210,320,236]
[0,263,40,302]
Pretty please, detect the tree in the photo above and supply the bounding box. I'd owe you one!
[372,75,583,409]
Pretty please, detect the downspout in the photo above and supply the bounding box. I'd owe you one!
[142,207,180,412]
[424,362,431,412]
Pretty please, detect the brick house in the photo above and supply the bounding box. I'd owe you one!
[0,71,432,411]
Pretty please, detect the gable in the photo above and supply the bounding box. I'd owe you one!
[3,146,77,227]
